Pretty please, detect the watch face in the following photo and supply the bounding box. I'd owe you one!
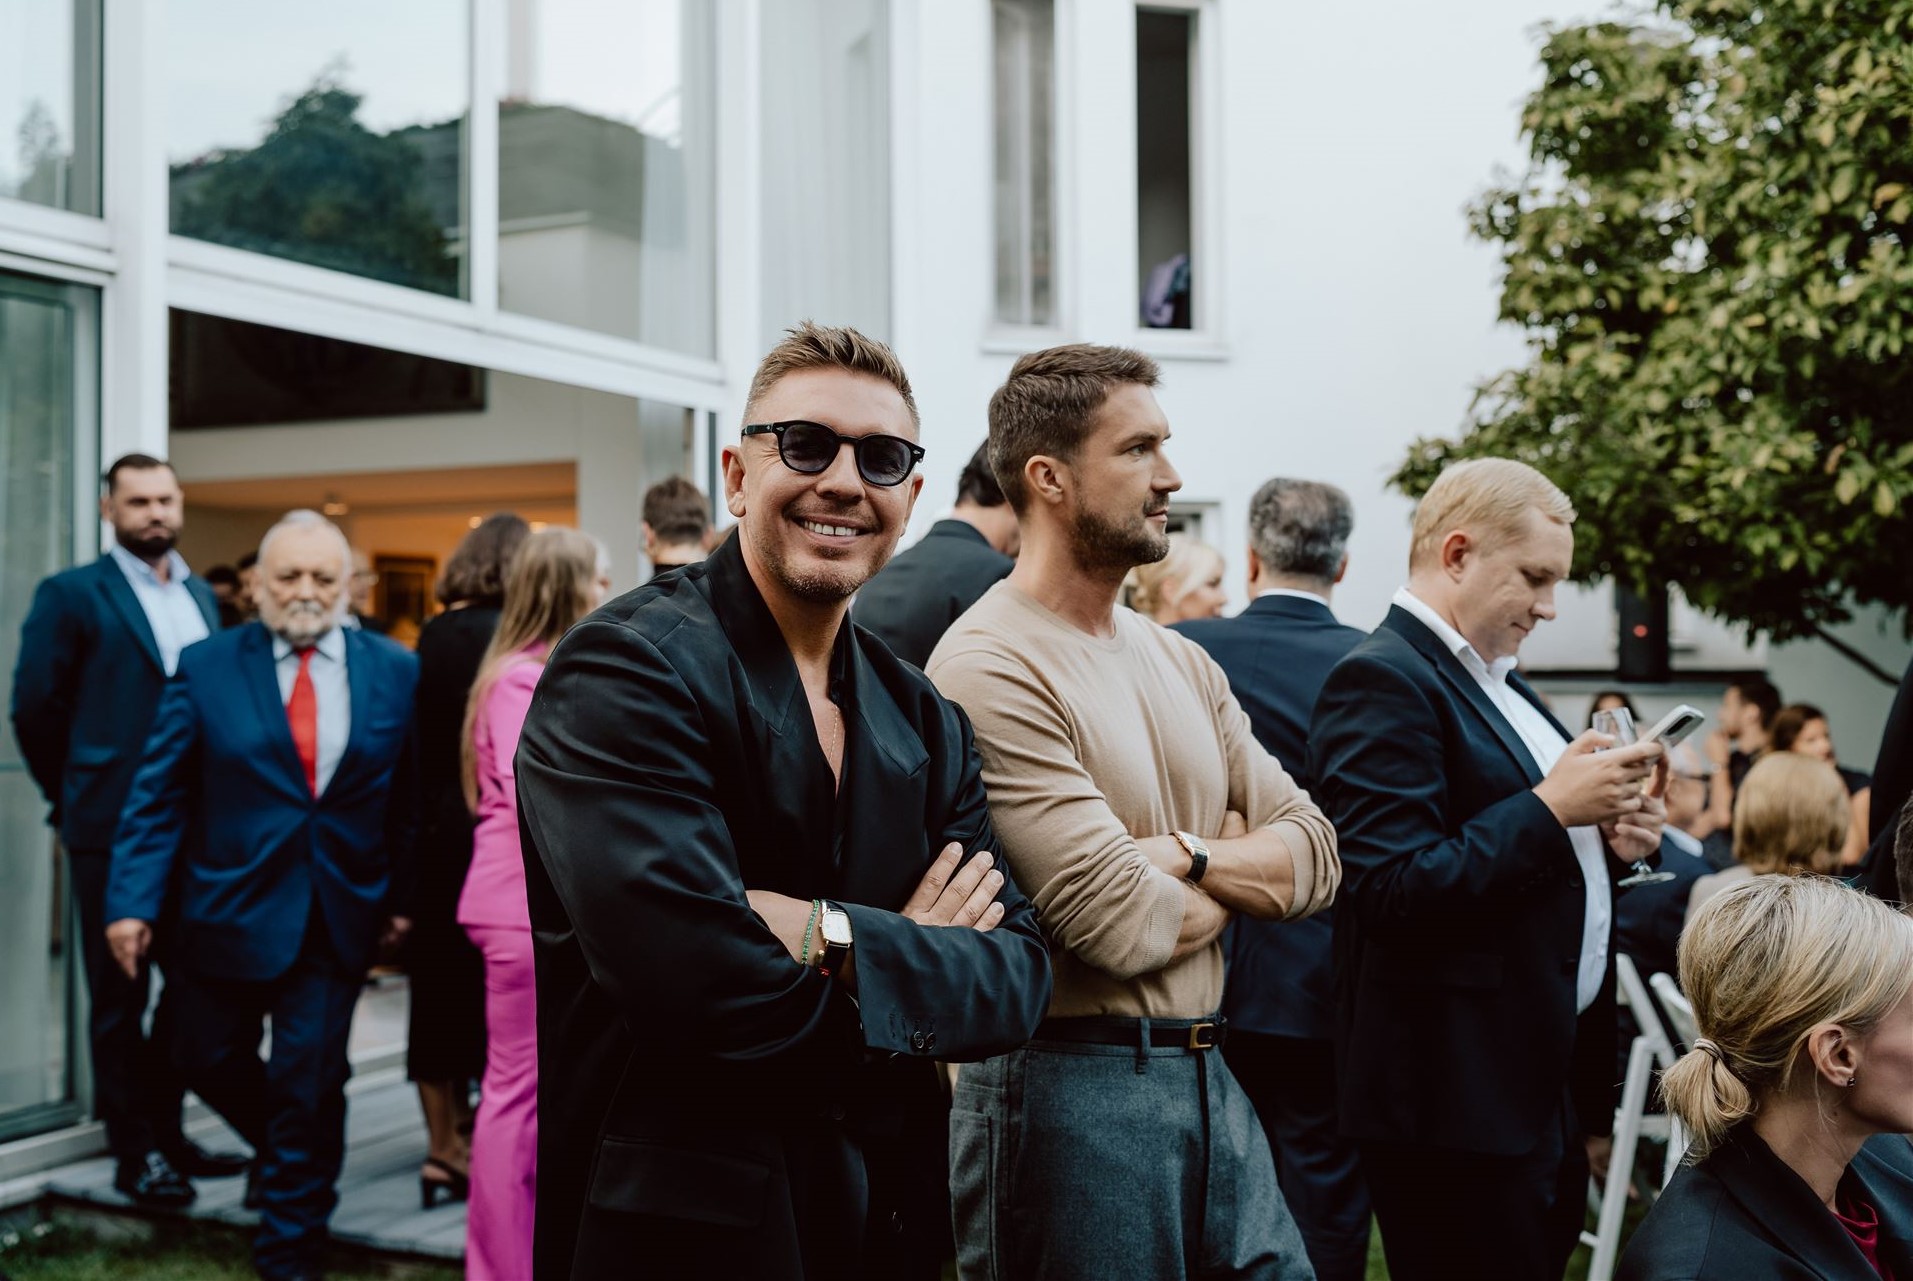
[821,910,853,946]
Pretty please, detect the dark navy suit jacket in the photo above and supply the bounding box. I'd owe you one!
[1310,605,1625,1154]
[106,622,419,982]
[11,555,220,851]
[1174,593,1366,1040]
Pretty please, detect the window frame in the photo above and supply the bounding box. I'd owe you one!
[1128,0,1223,357]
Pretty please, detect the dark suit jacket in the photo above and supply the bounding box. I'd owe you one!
[1309,605,1624,1154]
[106,622,419,981]
[1619,1126,1913,1279]
[853,519,1013,668]
[11,555,220,850]
[516,536,1051,1281]
[1864,656,1913,902]
[1174,593,1366,1040]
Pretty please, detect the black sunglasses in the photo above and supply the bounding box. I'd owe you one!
[742,420,925,488]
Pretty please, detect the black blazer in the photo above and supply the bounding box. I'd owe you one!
[10,555,219,851]
[516,536,1051,1281]
[1174,593,1366,1040]
[853,519,1013,668]
[1863,656,1913,902]
[1309,604,1623,1154]
[1620,1127,1913,1279]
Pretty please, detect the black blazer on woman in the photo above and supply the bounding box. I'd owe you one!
[1620,1127,1913,1279]
[516,536,1051,1281]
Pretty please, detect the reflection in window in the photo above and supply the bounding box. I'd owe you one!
[993,0,1056,328]
[1137,8,1195,330]
[0,0,102,215]
[0,269,92,1138]
[497,0,716,356]
[166,2,469,296]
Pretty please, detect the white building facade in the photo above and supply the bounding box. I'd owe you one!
[1,0,1905,1152]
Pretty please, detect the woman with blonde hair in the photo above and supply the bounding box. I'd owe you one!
[454,528,610,1281]
[1618,875,1913,1278]
[1122,532,1227,624]
[1685,750,1849,924]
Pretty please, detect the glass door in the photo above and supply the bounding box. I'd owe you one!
[0,268,97,1141]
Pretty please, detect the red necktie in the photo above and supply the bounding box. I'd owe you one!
[288,647,319,796]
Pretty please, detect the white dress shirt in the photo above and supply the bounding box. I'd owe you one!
[1393,587,1610,1013]
[110,545,210,677]
[273,627,351,795]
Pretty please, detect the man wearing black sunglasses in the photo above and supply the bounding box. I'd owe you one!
[516,322,1050,1281]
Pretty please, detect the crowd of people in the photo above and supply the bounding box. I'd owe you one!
[11,321,1913,1281]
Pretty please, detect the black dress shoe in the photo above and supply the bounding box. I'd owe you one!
[162,1137,253,1178]
[113,1151,196,1208]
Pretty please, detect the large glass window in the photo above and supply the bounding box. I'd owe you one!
[498,0,717,357]
[1136,7,1196,330]
[993,0,1056,328]
[0,0,102,215]
[0,269,94,1140]
[759,0,892,347]
[166,2,470,297]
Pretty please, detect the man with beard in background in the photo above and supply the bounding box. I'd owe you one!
[106,510,418,1281]
[11,453,243,1208]
[930,345,1339,1280]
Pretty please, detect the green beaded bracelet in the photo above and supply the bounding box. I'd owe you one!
[800,898,822,968]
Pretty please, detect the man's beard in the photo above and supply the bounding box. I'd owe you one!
[1069,501,1169,574]
[749,514,890,605]
[118,525,177,561]
[260,598,339,647]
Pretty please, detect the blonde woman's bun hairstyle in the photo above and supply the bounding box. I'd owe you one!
[1657,874,1913,1160]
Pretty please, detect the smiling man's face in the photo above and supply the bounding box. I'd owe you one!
[722,367,924,608]
[1451,505,1573,663]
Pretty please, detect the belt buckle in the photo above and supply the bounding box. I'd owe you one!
[1186,1022,1218,1051]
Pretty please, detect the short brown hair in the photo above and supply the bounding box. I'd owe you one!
[744,321,919,430]
[437,512,531,607]
[1767,702,1828,753]
[988,344,1161,512]
[1732,752,1850,876]
[642,476,710,547]
[1408,458,1575,570]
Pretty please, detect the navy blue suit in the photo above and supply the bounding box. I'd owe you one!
[108,621,418,1279]
[1311,605,1627,1281]
[1174,593,1371,1281]
[9,554,218,1163]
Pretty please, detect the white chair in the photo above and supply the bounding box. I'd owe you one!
[1649,971,1699,1184]
[1579,955,1684,1281]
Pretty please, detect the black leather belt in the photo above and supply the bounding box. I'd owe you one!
[1034,1016,1227,1051]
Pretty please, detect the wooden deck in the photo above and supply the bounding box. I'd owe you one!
[37,977,466,1264]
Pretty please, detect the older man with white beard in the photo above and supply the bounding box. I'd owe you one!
[107,510,419,1281]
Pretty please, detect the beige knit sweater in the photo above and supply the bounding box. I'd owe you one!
[929,581,1339,1020]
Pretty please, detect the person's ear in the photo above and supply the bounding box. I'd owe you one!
[1805,1022,1861,1091]
[98,493,113,523]
[1334,553,1350,586]
[721,445,747,518]
[1439,530,1472,580]
[1025,455,1066,507]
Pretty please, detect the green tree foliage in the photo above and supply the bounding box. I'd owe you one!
[1395,0,1913,641]
[171,77,458,296]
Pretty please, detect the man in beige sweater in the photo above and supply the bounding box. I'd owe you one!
[929,344,1339,1280]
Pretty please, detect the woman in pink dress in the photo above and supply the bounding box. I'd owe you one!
[456,528,611,1281]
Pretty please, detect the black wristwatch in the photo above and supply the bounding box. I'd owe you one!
[1172,830,1211,884]
[817,903,853,978]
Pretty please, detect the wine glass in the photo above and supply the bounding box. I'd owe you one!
[1593,707,1673,887]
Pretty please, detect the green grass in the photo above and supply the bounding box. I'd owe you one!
[0,1218,460,1281]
